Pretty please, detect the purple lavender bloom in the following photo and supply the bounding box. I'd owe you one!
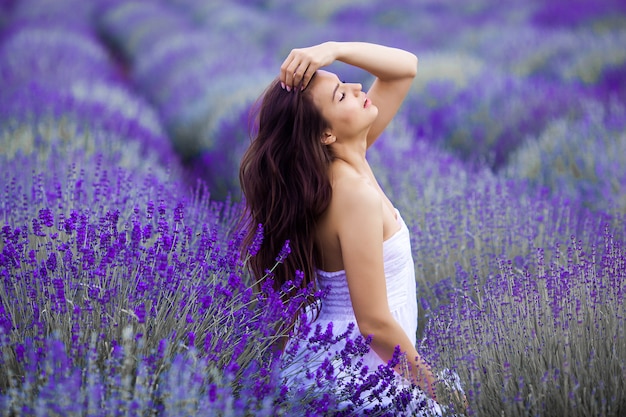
[506,102,626,214]
[134,302,146,324]
[532,0,626,28]
[0,302,12,336]
[37,208,54,228]
[96,0,275,198]
[0,15,179,169]
[247,223,264,257]
[7,0,103,30]
[402,65,586,169]
[275,240,291,264]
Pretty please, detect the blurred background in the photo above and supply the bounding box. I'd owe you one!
[1,0,624,206]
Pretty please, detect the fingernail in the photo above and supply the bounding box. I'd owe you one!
[286,85,291,92]
[281,82,285,89]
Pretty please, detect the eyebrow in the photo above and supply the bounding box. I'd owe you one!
[332,82,340,102]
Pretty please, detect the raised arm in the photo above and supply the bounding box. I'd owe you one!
[280,41,418,147]
[332,177,437,400]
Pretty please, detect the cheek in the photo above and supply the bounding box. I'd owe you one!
[337,104,363,123]
[322,108,348,128]
[324,104,370,136]
[336,109,355,124]
[333,111,359,133]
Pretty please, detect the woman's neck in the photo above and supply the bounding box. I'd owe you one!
[330,137,369,173]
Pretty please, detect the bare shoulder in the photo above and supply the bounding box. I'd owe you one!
[331,171,381,215]
[329,173,384,249]
[315,167,383,271]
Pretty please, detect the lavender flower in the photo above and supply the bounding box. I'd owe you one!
[506,101,626,214]
[95,0,274,198]
[275,240,291,264]
[247,223,264,258]
[421,229,626,415]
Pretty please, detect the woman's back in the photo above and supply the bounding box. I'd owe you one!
[315,159,401,273]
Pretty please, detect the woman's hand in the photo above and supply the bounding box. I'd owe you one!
[280,42,337,91]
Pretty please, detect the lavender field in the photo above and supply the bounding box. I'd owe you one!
[1,0,625,415]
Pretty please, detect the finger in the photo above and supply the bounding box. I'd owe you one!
[287,56,307,91]
[285,62,302,92]
[280,53,297,90]
[279,63,291,90]
[300,64,314,90]
[301,57,323,90]
[293,62,310,90]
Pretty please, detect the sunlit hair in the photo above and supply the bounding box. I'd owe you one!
[239,74,334,341]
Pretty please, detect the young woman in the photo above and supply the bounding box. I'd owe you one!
[240,41,452,413]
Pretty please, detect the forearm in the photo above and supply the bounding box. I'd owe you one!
[362,320,437,399]
[329,41,418,81]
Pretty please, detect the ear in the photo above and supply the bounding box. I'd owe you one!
[321,131,336,145]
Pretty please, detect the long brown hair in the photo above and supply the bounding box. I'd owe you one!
[239,76,334,331]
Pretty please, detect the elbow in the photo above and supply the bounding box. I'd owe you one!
[410,54,418,78]
[356,315,395,339]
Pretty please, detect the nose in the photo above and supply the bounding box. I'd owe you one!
[351,83,362,94]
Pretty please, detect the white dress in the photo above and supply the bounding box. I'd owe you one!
[282,210,446,416]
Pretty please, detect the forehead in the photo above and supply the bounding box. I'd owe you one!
[309,70,340,101]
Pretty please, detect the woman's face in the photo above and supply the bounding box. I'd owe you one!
[308,70,378,142]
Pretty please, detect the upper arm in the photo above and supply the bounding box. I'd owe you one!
[365,60,417,148]
[334,180,394,334]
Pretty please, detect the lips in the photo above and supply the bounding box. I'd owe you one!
[364,97,370,108]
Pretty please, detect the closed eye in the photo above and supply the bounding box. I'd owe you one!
[338,79,347,101]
